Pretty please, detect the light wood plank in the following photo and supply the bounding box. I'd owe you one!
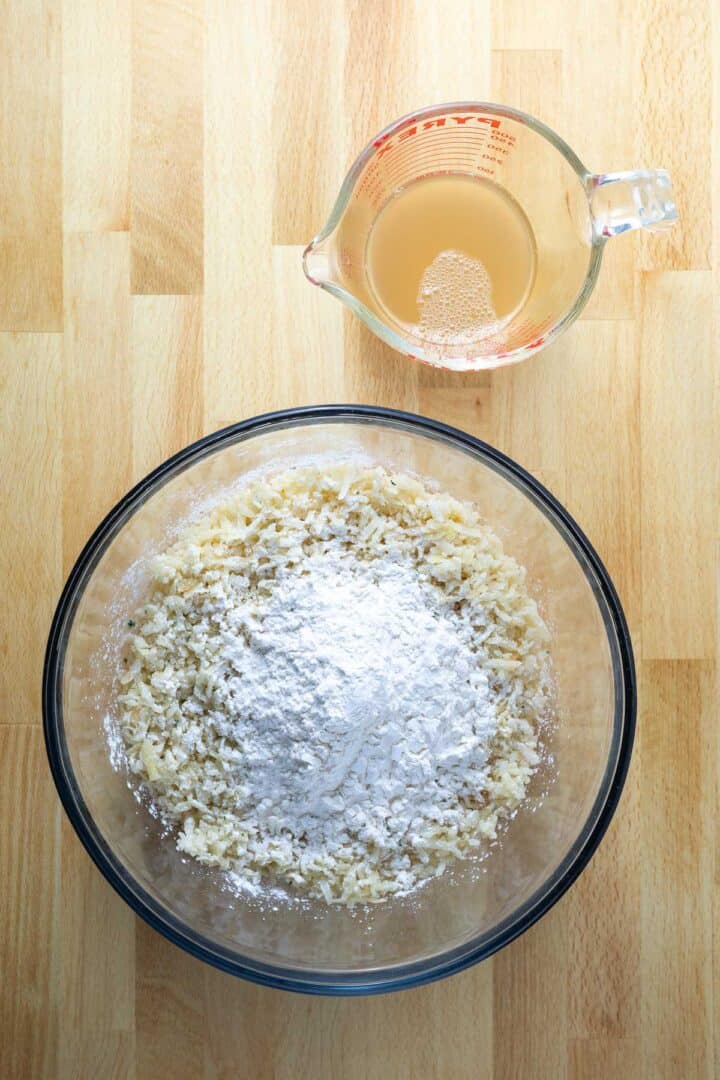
[59,823,136,1080]
[63,0,131,231]
[487,341,571,502]
[562,321,641,629]
[0,334,62,724]
[0,0,62,330]
[565,307,643,1046]
[344,0,421,142]
[203,0,274,430]
[131,0,204,294]
[0,727,60,1080]
[493,907,569,1080]
[135,924,205,1080]
[201,972,277,1079]
[491,0,566,49]
[416,370,494,441]
[636,0,711,271]
[567,762,641,1042]
[639,661,716,1080]
[343,317,419,412]
[59,235,136,1078]
[412,1,492,104]
[131,295,204,476]
[204,963,493,1080]
[639,271,716,659]
[207,243,345,424]
[268,245,345,411]
[62,233,133,567]
[490,49,563,129]
[271,2,345,245]
[568,1039,642,1079]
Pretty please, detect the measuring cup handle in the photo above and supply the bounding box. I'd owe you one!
[587,169,677,238]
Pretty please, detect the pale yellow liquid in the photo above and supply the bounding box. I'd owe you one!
[365,175,537,346]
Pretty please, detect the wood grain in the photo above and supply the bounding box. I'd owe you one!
[567,757,641,1043]
[562,0,635,319]
[63,0,131,232]
[59,823,136,1080]
[490,50,563,147]
[0,0,63,330]
[568,1038,642,1080]
[640,271,716,659]
[271,3,345,245]
[130,294,204,474]
[418,1,491,102]
[203,0,274,430]
[135,922,204,1080]
[0,334,62,724]
[1,1,718,1077]
[0,728,60,1079]
[636,0,711,271]
[639,661,716,1079]
[269,245,345,410]
[562,321,641,629]
[494,906,568,1080]
[131,0,204,294]
[62,233,133,567]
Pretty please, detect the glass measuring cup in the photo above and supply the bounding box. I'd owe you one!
[303,102,677,370]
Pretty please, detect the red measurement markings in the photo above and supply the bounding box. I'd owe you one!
[373,114,502,159]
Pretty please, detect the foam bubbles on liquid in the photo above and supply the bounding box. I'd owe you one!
[416,249,502,346]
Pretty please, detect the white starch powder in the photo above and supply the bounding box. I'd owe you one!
[217,554,496,855]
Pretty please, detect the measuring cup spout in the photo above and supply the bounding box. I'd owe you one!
[302,236,335,286]
[587,169,677,238]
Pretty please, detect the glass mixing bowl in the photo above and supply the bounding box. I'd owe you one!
[43,406,635,994]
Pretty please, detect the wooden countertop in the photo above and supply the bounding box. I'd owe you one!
[1,2,717,1077]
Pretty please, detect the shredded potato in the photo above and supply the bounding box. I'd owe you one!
[116,464,553,903]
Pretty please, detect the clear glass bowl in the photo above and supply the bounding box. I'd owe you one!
[43,406,635,995]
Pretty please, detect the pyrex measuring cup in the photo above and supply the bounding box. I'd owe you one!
[303,102,677,370]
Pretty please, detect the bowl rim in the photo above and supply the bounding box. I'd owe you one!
[43,404,636,995]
